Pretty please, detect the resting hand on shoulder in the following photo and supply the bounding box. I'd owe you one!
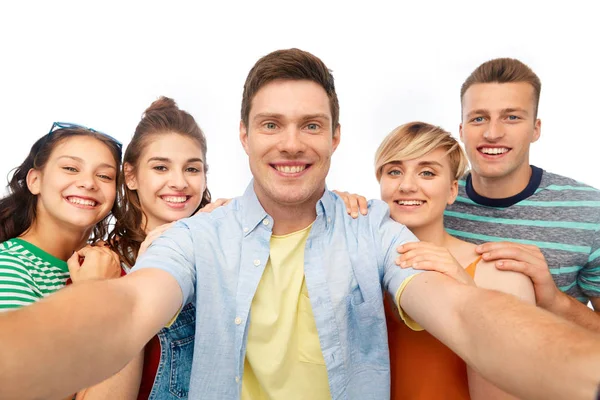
[476,241,560,310]
[332,190,368,218]
[138,222,176,257]
[396,241,476,286]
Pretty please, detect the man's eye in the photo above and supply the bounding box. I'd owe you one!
[388,170,401,176]
[265,123,277,129]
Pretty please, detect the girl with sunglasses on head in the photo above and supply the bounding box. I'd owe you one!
[83,96,221,400]
[0,124,123,312]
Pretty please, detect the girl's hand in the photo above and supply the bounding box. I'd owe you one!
[138,222,175,257]
[67,245,121,283]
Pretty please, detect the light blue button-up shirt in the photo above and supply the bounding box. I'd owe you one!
[134,181,419,399]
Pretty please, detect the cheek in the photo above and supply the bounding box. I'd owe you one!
[379,178,395,202]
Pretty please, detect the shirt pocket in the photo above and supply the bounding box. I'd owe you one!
[297,291,326,365]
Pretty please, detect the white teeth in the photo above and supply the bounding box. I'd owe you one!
[162,196,187,203]
[68,197,97,206]
[480,147,509,155]
[397,200,424,206]
[275,165,306,174]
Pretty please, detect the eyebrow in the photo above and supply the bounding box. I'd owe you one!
[387,160,443,168]
[147,157,204,164]
[466,107,529,119]
[502,107,529,115]
[57,155,116,170]
[252,113,331,122]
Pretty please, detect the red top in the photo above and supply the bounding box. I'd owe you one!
[137,335,161,399]
[386,258,480,399]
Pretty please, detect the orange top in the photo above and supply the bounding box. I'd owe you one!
[386,256,481,400]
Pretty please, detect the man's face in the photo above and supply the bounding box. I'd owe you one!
[460,82,541,181]
[240,79,340,211]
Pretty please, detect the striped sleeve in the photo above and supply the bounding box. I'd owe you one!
[578,228,600,298]
[0,256,40,311]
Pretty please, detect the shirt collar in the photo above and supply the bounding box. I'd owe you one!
[240,180,335,236]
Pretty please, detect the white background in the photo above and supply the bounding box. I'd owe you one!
[0,1,598,200]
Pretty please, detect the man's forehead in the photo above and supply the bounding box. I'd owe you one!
[462,82,535,110]
[249,80,331,119]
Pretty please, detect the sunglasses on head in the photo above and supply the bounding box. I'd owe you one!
[48,122,123,149]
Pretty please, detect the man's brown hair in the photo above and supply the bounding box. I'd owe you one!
[241,48,339,130]
[460,58,542,118]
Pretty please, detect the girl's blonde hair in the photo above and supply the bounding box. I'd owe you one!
[375,122,468,181]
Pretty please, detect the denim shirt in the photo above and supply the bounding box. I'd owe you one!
[148,302,196,399]
[134,181,419,400]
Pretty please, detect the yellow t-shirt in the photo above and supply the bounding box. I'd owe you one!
[242,224,331,400]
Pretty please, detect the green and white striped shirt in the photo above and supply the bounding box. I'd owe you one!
[0,238,69,311]
[445,166,600,303]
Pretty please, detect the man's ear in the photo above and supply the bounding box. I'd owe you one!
[532,118,541,143]
[332,124,341,153]
[123,163,137,191]
[240,121,250,155]
[459,123,464,141]
[26,169,41,195]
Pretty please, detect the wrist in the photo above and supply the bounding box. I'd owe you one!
[545,290,571,317]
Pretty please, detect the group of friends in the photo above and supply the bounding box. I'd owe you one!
[0,48,599,400]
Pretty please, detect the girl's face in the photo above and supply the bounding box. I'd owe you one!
[125,133,206,232]
[379,147,458,232]
[27,136,118,233]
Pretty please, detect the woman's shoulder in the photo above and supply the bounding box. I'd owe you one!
[472,258,535,303]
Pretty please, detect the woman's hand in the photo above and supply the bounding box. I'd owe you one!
[332,190,368,218]
[396,241,475,286]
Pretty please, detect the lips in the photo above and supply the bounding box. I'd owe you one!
[66,196,99,208]
[159,194,191,209]
[271,162,311,175]
[478,146,511,156]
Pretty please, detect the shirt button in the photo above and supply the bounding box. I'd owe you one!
[262,219,270,225]
[327,217,331,223]
[253,259,261,267]
[235,317,242,325]
[243,227,249,233]
[235,376,240,383]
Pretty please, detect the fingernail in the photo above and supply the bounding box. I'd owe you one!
[352,212,358,218]
[476,245,482,252]
[400,261,406,267]
[497,261,503,267]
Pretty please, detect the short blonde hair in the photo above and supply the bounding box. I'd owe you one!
[375,122,468,181]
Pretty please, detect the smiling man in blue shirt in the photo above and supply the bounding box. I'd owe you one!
[1,49,600,400]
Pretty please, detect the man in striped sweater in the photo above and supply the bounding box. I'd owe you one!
[445,57,600,330]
